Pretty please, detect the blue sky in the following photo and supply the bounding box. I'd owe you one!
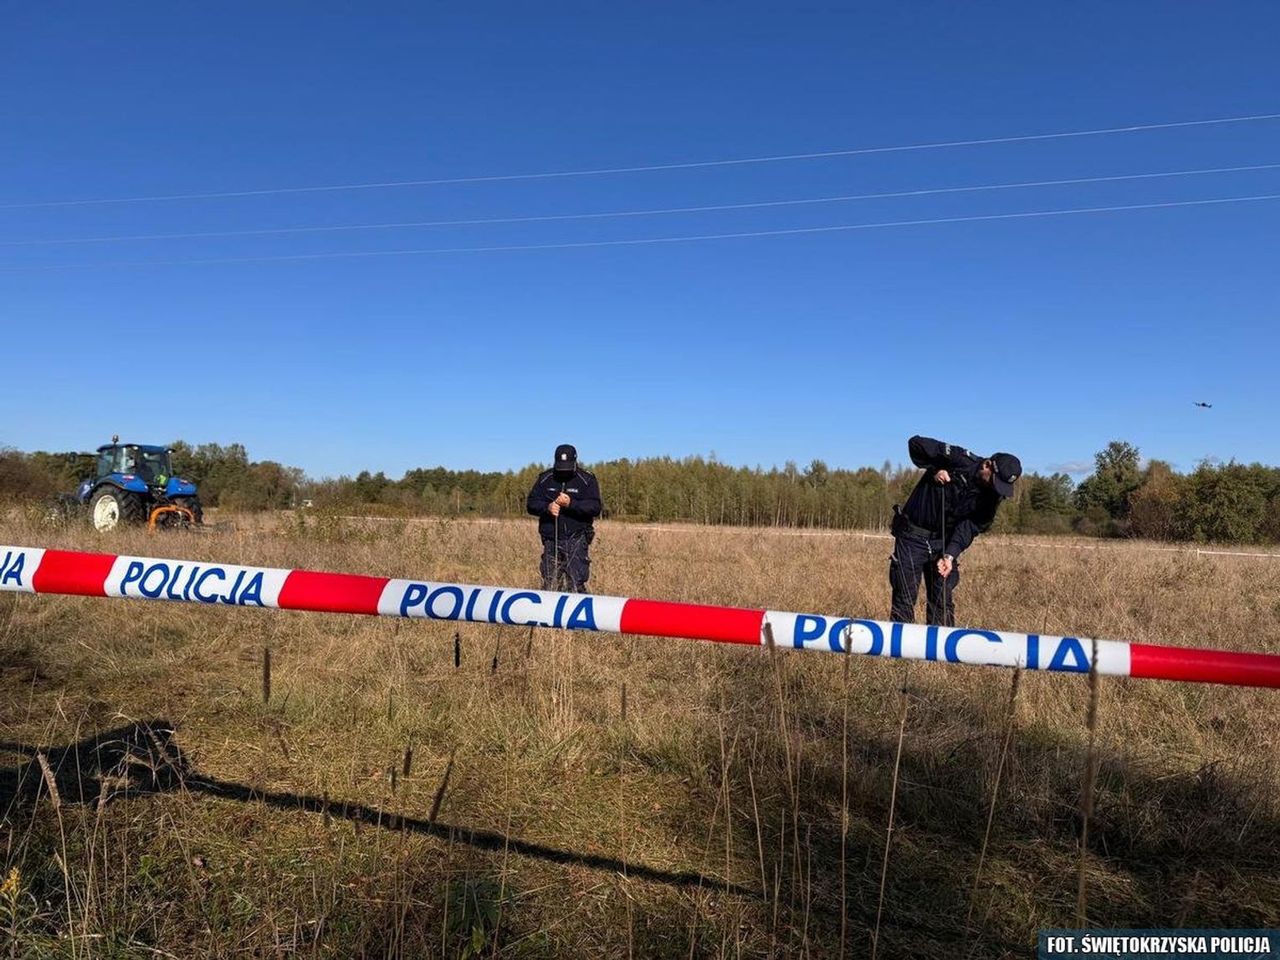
[2,2,1277,479]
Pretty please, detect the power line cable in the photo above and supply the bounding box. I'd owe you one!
[2,111,1278,210]
[6,192,1277,271]
[4,161,1277,247]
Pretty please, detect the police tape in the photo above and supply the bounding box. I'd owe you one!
[2,544,1279,689]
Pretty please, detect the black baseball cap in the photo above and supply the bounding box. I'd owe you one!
[990,452,1021,498]
[553,444,577,471]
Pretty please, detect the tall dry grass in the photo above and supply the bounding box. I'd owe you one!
[1,511,1279,958]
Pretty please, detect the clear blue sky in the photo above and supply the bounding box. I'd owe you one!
[2,2,1277,480]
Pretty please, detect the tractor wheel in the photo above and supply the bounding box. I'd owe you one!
[89,487,146,532]
[173,496,204,525]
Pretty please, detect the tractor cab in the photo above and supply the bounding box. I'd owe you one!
[96,443,174,489]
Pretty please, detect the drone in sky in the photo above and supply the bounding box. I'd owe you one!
[1194,401,1213,409]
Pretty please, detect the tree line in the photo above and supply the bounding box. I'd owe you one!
[2,439,1279,544]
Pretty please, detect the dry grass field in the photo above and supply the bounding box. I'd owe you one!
[2,512,1279,958]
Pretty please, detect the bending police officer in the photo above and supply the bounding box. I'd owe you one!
[526,444,603,592]
[890,435,1021,626]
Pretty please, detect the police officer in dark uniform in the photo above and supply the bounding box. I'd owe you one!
[526,444,603,592]
[890,435,1021,626]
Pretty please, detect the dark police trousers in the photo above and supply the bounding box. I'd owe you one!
[889,532,959,626]
[540,532,592,592]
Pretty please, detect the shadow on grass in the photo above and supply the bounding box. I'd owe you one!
[701,655,1280,958]
[0,718,752,897]
[4,681,1276,959]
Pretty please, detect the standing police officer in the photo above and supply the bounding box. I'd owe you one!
[890,435,1021,626]
[526,444,603,592]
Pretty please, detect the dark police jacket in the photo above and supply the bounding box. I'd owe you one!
[897,436,1001,559]
[526,468,603,540]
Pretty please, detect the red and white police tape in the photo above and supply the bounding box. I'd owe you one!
[2,545,1279,689]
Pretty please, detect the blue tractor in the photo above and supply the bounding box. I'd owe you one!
[77,438,203,532]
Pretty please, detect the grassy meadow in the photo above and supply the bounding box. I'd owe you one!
[2,512,1279,958]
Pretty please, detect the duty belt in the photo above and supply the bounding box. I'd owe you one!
[891,506,944,545]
